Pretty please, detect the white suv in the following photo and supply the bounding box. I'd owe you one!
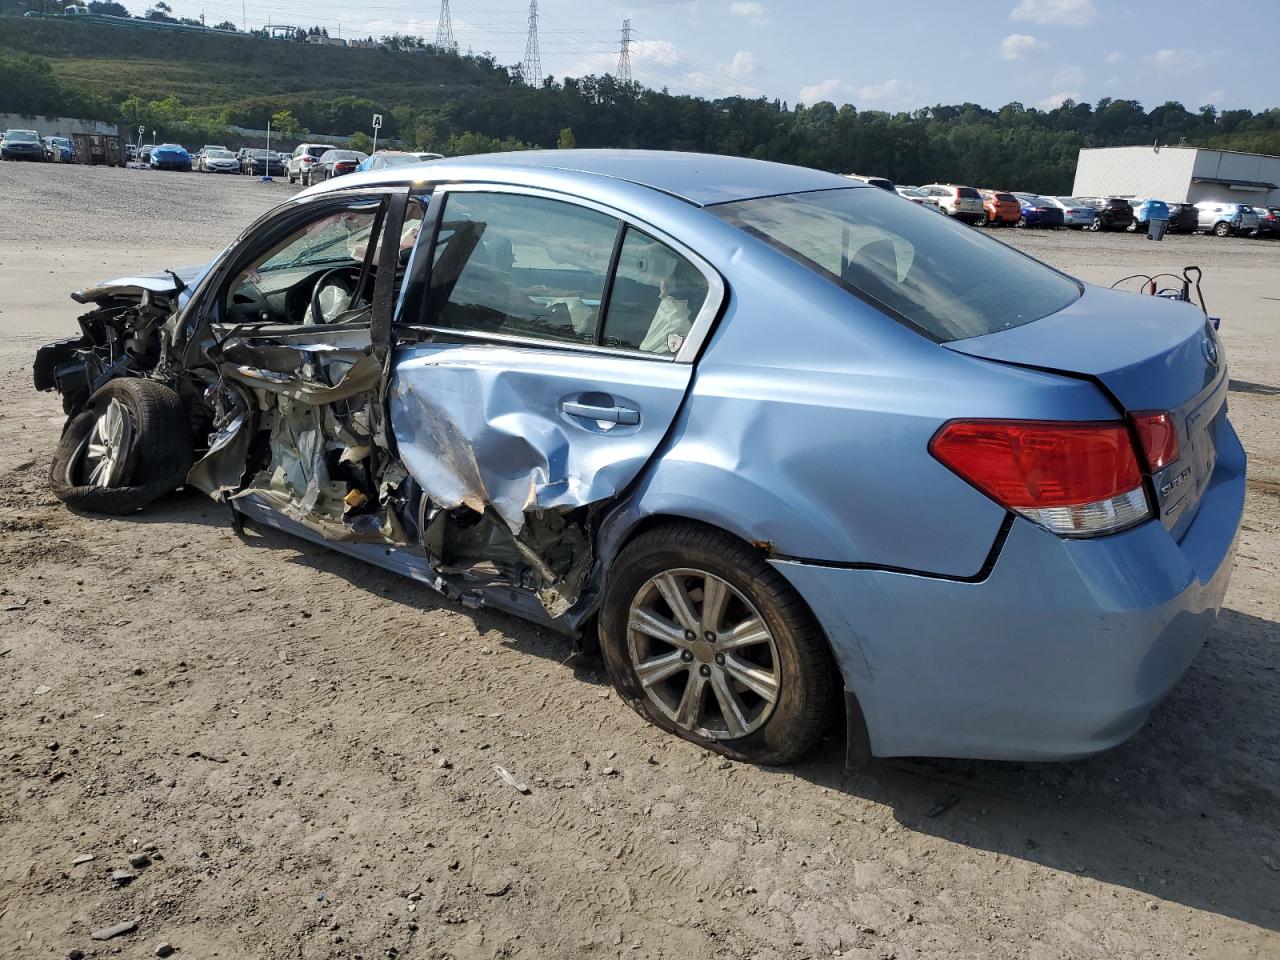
[287,143,337,184]
[918,184,985,224]
[1194,201,1260,238]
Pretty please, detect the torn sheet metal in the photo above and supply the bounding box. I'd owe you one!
[72,263,209,305]
[388,342,692,534]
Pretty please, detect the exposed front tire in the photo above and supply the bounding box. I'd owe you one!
[599,523,835,765]
[49,378,193,515]
[1214,221,1230,237]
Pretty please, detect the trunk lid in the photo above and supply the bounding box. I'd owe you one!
[945,283,1226,536]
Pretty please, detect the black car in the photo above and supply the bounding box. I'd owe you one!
[1166,202,1199,233]
[303,149,368,186]
[241,149,285,176]
[1077,196,1135,232]
[1,129,46,161]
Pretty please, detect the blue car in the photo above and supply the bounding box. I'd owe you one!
[42,136,75,162]
[1,128,46,161]
[149,143,191,171]
[31,151,1244,765]
[1013,193,1066,228]
[1129,198,1170,231]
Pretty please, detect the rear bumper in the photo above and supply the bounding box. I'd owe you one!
[773,418,1246,761]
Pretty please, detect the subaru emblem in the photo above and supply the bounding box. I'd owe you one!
[1202,323,1220,367]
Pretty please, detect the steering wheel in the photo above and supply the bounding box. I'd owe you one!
[309,268,359,324]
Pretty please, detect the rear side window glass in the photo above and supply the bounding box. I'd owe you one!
[712,187,1080,342]
[425,191,618,344]
[956,187,980,199]
[601,228,709,355]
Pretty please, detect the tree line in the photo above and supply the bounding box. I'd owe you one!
[1,13,1277,192]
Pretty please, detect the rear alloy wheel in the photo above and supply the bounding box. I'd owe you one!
[600,524,834,765]
[1214,221,1230,238]
[1088,217,1102,231]
[1016,216,1028,228]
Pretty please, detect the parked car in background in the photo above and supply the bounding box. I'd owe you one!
[1250,206,1279,237]
[287,143,337,184]
[1,129,45,161]
[42,136,75,163]
[895,186,941,210]
[844,174,896,191]
[1012,194,1065,228]
[194,144,229,171]
[31,150,1244,767]
[355,150,428,173]
[1127,199,1170,233]
[241,148,285,177]
[149,143,192,171]
[979,190,1020,226]
[1195,201,1259,237]
[137,145,153,164]
[413,151,445,162]
[1166,202,1199,233]
[918,184,985,223]
[303,149,367,185]
[198,148,239,174]
[1074,196,1133,232]
[1044,197,1096,229]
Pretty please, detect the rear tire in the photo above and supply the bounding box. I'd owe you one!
[1214,221,1230,237]
[49,378,193,515]
[599,523,835,765]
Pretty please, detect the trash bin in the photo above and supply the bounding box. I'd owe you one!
[1147,217,1169,241]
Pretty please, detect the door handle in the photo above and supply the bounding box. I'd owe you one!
[561,400,640,426]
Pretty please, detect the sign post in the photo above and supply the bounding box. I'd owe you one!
[372,113,382,154]
[261,120,273,183]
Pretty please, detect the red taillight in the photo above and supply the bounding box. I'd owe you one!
[930,420,1151,536]
[1131,412,1179,471]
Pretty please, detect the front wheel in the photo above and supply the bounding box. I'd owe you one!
[49,378,193,515]
[600,524,834,765]
[1214,221,1230,237]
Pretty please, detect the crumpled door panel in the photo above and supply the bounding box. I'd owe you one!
[388,342,693,533]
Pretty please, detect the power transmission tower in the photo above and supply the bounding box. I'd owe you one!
[617,18,632,84]
[521,0,542,87]
[435,0,457,53]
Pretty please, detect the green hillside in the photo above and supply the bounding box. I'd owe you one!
[3,15,1279,193]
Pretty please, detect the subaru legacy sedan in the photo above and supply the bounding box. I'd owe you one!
[32,151,1244,765]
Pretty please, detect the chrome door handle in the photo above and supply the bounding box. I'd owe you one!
[561,400,640,425]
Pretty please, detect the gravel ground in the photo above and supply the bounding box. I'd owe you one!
[1,162,1278,960]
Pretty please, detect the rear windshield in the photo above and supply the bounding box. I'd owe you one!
[305,146,331,158]
[995,192,1016,202]
[956,187,980,199]
[329,151,363,161]
[712,187,1081,342]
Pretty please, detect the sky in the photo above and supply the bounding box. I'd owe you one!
[173,0,1279,112]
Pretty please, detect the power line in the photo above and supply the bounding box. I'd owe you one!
[616,17,631,84]
[520,0,542,87]
[434,0,456,52]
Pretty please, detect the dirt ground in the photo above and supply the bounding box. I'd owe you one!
[1,162,1278,960]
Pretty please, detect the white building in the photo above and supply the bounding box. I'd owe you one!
[1072,145,1280,206]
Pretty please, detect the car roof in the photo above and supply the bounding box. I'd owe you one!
[311,149,857,207]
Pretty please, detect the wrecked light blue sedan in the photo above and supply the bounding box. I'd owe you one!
[33,151,1244,765]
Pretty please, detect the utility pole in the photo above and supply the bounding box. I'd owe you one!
[521,0,542,87]
[435,0,457,52]
[617,18,632,84]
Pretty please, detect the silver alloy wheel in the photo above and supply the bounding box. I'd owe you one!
[81,397,134,488]
[626,567,781,740]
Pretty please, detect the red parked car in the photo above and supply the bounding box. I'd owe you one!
[979,189,1020,226]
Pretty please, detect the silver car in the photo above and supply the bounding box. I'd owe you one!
[1194,201,1260,237]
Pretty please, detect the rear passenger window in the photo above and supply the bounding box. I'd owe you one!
[601,227,709,356]
[425,191,619,344]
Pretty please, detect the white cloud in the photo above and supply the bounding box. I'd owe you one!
[854,78,916,107]
[1103,50,1123,64]
[729,1,769,24]
[1144,47,1223,71]
[798,78,846,103]
[723,49,757,78]
[1201,88,1225,104]
[798,77,917,108]
[1010,0,1098,26]
[999,33,1043,60]
[1039,90,1080,109]
[1052,64,1084,86]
